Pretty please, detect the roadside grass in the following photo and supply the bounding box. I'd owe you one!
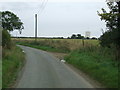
[2,46,25,88]
[65,46,118,88]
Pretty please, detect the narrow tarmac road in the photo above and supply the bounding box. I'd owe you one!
[16,45,95,88]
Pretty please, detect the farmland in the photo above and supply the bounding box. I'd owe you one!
[14,38,118,88]
[13,38,99,52]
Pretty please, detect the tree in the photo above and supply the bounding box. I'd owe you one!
[98,3,118,30]
[70,34,84,39]
[71,34,77,39]
[98,2,120,46]
[1,11,24,33]
[76,34,84,39]
[67,37,70,39]
[91,37,97,40]
[1,11,24,48]
[98,1,120,60]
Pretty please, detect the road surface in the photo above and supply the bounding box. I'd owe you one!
[16,45,95,88]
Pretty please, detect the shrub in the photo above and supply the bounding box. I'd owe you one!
[2,30,11,49]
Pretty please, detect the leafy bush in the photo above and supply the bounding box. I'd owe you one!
[2,30,11,49]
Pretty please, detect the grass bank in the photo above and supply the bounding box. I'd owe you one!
[65,46,118,88]
[2,46,25,88]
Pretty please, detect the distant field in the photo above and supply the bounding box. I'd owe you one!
[12,38,99,51]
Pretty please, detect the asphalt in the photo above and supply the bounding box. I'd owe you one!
[16,45,95,88]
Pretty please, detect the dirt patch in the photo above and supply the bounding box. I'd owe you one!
[48,52,68,60]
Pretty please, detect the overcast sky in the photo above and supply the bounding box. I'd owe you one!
[0,0,108,38]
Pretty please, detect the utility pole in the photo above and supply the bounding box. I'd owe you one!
[35,14,37,42]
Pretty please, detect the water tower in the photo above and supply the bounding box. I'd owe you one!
[85,31,91,38]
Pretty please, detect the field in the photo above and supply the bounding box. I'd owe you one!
[13,38,118,88]
[13,38,99,52]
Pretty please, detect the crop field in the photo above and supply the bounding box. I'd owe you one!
[13,38,99,51]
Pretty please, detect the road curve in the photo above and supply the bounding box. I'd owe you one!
[16,45,95,88]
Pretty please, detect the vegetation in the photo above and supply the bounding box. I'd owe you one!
[67,34,97,39]
[14,38,98,52]
[17,41,69,53]
[65,46,118,88]
[2,30,11,49]
[1,11,24,48]
[1,11,25,88]
[1,11,24,32]
[68,34,84,39]
[16,40,71,53]
[2,45,25,88]
[96,1,119,88]
[98,2,120,61]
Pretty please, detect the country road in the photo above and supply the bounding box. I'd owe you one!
[16,45,96,88]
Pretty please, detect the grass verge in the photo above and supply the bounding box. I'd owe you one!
[65,47,118,88]
[2,46,25,88]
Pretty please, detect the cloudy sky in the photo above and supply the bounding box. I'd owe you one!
[0,0,108,38]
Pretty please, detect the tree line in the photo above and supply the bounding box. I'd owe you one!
[67,34,97,40]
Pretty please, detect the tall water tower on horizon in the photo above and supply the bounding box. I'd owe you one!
[85,31,91,38]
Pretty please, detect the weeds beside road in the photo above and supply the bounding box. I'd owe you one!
[2,46,25,88]
[65,47,118,88]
